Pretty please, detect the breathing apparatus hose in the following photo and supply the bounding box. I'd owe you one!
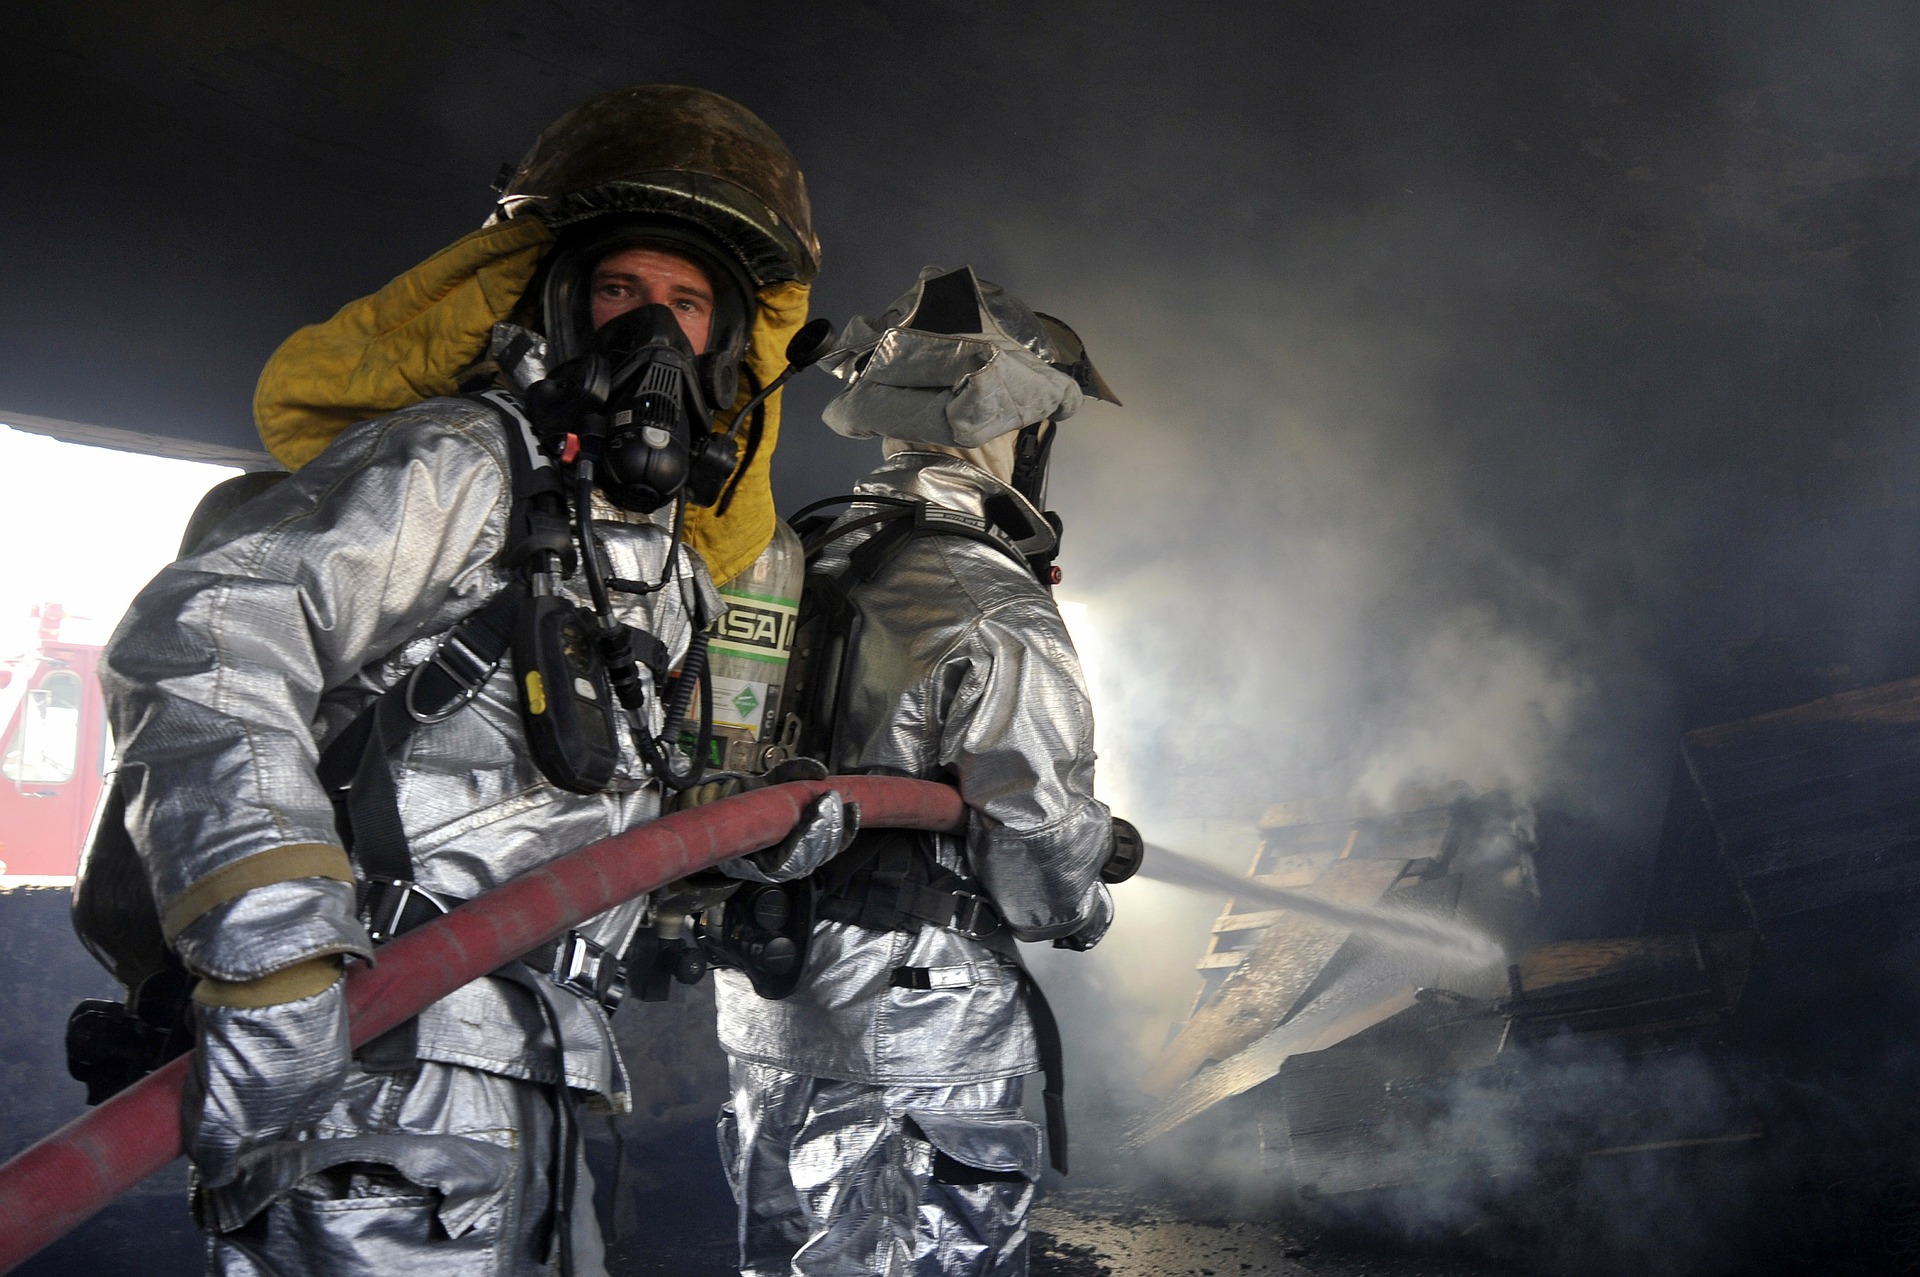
[0,776,965,1275]
[640,627,711,791]
[569,460,711,792]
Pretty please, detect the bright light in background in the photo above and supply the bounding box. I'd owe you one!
[1055,597,1123,801]
[0,425,240,650]
[1046,595,1254,1068]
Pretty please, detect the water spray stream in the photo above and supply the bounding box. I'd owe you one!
[1140,842,1507,967]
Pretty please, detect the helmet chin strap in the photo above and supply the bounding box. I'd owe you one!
[1009,420,1056,510]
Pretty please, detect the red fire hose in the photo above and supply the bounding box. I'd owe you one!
[0,776,964,1274]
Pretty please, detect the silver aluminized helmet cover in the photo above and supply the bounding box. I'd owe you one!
[820,266,1085,448]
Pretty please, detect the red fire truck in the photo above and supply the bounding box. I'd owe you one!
[0,604,107,879]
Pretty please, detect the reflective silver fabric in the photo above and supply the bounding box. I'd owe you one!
[173,879,368,985]
[714,451,1112,1087]
[207,1061,604,1277]
[820,267,1083,448]
[720,1060,1036,1277]
[191,976,353,1195]
[717,791,850,884]
[102,395,712,1103]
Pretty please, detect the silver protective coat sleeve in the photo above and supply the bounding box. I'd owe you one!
[714,452,1111,1085]
[717,791,847,884]
[102,396,707,1100]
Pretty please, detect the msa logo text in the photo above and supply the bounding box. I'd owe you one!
[713,603,796,653]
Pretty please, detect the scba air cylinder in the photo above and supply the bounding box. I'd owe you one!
[704,519,803,772]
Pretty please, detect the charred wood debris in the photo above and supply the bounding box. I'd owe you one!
[1127,676,1920,1274]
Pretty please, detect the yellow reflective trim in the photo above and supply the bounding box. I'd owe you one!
[192,956,343,1009]
[160,843,356,941]
[524,670,548,714]
[250,214,806,579]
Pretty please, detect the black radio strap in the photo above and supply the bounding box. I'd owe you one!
[317,586,520,888]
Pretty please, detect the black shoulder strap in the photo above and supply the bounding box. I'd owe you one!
[475,389,574,573]
[316,391,551,903]
[791,493,1036,578]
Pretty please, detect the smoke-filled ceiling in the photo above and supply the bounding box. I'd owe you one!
[8,0,1920,917]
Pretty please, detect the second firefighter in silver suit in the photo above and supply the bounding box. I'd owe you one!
[714,266,1124,1276]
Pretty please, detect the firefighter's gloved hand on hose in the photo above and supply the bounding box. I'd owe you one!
[716,789,858,884]
[171,878,371,1195]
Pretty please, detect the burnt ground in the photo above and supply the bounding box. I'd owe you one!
[1028,1188,1521,1277]
[601,1182,1524,1277]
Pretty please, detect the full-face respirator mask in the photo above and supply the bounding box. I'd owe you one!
[522,222,757,514]
[525,301,739,514]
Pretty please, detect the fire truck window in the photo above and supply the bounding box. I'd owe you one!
[3,671,83,784]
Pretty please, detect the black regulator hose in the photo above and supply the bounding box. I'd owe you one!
[661,628,706,742]
[569,462,710,792]
[634,628,712,792]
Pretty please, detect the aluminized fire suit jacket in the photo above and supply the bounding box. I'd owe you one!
[713,450,1113,1085]
[101,395,714,1236]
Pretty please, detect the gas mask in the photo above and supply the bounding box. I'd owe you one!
[525,302,739,513]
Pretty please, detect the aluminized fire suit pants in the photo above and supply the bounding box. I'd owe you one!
[208,1060,604,1277]
[719,1060,1039,1277]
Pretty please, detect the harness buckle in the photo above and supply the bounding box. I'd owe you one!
[405,630,501,724]
[362,877,451,944]
[549,932,627,1010]
[949,892,1002,940]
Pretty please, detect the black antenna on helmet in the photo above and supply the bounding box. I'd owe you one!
[713,317,836,515]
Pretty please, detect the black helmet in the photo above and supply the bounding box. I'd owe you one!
[496,84,819,287]
[496,84,818,393]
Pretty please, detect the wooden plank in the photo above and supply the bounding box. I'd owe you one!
[1689,729,1920,807]
[1743,843,1920,918]
[1676,678,1920,920]
[1734,808,1920,874]
[1687,676,1920,750]
[1212,910,1291,934]
[1139,857,1408,1096]
[1706,761,1920,844]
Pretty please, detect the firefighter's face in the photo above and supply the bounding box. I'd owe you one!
[588,247,714,354]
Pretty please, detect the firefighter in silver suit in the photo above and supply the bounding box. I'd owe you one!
[97,86,830,1277]
[713,266,1123,1276]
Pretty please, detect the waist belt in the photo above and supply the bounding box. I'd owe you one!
[816,879,1005,939]
[812,825,1005,940]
